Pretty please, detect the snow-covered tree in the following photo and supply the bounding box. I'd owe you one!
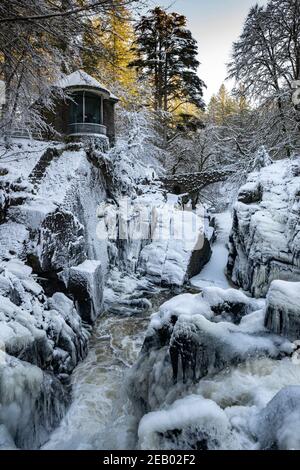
[228,0,300,158]
[82,1,141,105]
[0,0,140,137]
[129,7,206,113]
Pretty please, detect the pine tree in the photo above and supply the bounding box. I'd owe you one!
[129,7,205,113]
[82,1,138,103]
[207,84,239,125]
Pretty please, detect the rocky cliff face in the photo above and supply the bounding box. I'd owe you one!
[0,140,108,447]
[0,258,89,449]
[0,138,214,448]
[127,281,300,450]
[227,158,300,297]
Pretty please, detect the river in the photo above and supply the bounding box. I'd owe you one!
[43,213,231,450]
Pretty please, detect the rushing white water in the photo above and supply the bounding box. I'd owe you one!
[44,213,233,450]
[43,291,172,450]
[43,211,300,450]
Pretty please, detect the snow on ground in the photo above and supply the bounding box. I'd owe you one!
[0,139,58,180]
[190,212,232,289]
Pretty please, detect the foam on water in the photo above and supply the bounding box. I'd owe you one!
[43,307,155,450]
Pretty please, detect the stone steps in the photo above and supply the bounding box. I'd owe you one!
[29,147,62,186]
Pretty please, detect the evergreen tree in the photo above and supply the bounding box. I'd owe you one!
[129,7,205,113]
[208,84,239,125]
[82,1,138,101]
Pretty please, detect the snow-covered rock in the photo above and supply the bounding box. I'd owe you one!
[139,202,212,287]
[0,259,89,374]
[127,287,293,414]
[265,280,300,340]
[63,260,104,324]
[253,386,300,450]
[0,259,89,448]
[0,352,68,449]
[34,208,86,273]
[227,158,300,297]
[138,395,236,450]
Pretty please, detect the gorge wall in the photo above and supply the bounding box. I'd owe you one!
[0,138,214,448]
[227,157,300,297]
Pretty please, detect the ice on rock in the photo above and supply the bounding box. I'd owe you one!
[127,288,292,414]
[9,199,58,231]
[138,395,237,450]
[0,258,90,448]
[253,386,300,450]
[0,222,29,261]
[190,212,232,290]
[0,424,17,450]
[227,157,300,297]
[0,260,89,373]
[104,269,157,316]
[1,258,32,279]
[63,260,104,324]
[35,208,86,273]
[265,280,300,340]
[0,352,68,449]
[139,202,212,287]
[202,287,252,323]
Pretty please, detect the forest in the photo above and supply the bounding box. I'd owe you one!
[1,1,299,178]
[0,0,300,455]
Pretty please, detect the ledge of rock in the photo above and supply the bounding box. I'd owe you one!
[127,287,292,414]
[265,280,300,341]
[62,260,104,324]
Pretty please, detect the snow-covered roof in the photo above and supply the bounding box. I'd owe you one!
[55,70,118,101]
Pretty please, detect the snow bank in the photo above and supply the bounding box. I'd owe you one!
[138,395,236,450]
[228,157,300,297]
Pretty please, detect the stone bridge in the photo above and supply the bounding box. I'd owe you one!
[161,169,233,200]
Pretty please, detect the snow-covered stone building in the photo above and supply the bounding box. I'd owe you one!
[48,70,118,145]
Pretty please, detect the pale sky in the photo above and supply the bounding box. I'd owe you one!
[147,0,268,103]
